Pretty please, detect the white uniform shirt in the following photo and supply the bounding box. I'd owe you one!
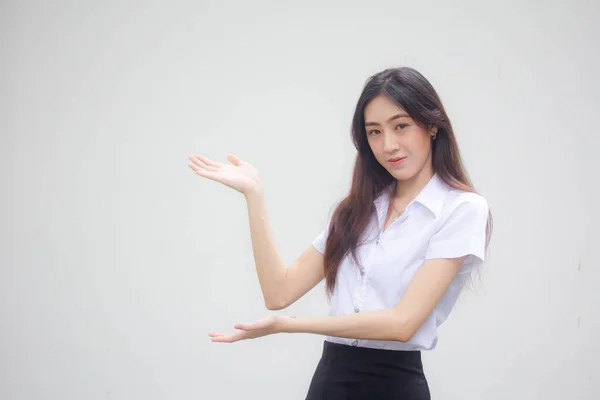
[312,173,489,351]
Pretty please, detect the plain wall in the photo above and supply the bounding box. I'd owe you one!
[2,0,598,399]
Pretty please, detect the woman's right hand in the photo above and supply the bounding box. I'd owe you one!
[188,153,262,196]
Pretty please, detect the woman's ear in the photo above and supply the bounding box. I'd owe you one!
[430,126,438,137]
[430,125,438,140]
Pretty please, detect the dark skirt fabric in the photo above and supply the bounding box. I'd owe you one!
[305,340,430,400]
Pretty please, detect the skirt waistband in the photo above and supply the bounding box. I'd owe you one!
[322,340,423,369]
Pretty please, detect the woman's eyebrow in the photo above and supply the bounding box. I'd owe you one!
[365,113,410,127]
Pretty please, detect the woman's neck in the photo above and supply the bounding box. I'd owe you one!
[394,165,434,202]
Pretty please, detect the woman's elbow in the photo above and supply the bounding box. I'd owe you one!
[389,313,419,342]
[394,329,417,343]
[265,298,287,311]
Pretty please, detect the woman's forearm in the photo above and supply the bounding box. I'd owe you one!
[244,188,288,310]
[277,309,412,342]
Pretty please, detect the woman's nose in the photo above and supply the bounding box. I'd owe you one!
[383,132,399,152]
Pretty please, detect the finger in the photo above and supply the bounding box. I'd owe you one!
[211,335,234,343]
[208,332,236,340]
[195,155,222,168]
[233,322,254,331]
[188,156,217,171]
[188,162,216,174]
[188,163,202,173]
[194,168,221,181]
[227,154,243,166]
[188,155,207,168]
[211,331,245,343]
[188,156,218,171]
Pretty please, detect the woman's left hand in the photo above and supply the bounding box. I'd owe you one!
[208,314,293,343]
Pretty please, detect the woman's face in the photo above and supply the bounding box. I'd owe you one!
[364,95,437,182]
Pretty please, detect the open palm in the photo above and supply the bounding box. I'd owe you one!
[208,315,293,343]
[188,154,261,195]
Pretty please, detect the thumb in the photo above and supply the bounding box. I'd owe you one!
[227,153,243,166]
[234,322,253,330]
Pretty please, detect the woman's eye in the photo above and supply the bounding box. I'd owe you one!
[368,130,380,136]
[396,124,408,130]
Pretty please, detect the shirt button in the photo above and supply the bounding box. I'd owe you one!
[351,339,359,346]
[354,306,360,313]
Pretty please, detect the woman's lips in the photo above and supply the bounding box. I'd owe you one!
[388,157,406,166]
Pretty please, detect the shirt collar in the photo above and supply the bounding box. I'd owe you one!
[414,173,449,217]
[374,173,448,219]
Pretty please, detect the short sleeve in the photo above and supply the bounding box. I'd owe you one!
[311,219,331,254]
[425,194,489,274]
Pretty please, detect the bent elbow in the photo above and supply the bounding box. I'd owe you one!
[390,313,418,342]
[265,302,283,311]
[265,298,287,311]
[395,329,417,343]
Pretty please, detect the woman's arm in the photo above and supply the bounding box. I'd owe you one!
[279,256,465,341]
[209,256,464,343]
[245,189,325,310]
[188,154,324,310]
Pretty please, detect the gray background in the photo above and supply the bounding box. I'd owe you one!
[2,0,598,399]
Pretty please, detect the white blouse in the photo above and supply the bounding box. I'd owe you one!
[312,173,489,351]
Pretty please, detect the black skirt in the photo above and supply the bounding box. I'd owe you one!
[305,340,430,400]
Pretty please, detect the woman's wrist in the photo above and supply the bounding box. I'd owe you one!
[243,184,264,201]
[275,315,297,333]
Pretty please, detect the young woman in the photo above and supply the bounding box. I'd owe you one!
[188,67,492,399]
